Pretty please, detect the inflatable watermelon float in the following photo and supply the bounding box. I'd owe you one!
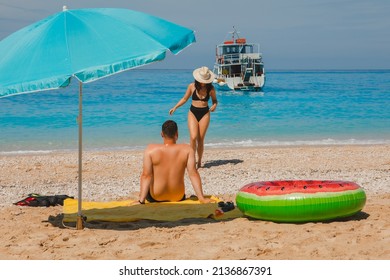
[236,180,366,222]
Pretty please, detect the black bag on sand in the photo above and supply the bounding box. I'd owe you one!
[13,193,73,207]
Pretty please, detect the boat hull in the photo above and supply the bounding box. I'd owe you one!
[213,74,265,91]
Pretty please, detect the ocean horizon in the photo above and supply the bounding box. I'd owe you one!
[1,69,390,154]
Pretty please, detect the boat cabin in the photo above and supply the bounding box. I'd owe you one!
[215,39,264,77]
[213,29,265,91]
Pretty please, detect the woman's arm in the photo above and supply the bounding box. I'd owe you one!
[209,87,218,112]
[169,83,193,115]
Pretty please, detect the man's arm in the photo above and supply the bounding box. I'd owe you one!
[186,147,213,203]
[139,147,153,203]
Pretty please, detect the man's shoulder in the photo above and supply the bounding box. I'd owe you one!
[146,143,162,148]
[145,143,190,151]
[176,143,191,149]
[169,143,192,154]
[145,143,163,152]
[145,143,191,150]
[179,144,194,157]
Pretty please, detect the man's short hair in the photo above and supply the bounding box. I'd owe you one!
[162,120,178,138]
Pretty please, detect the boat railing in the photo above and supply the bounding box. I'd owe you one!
[216,54,240,65]
[216,53,263,66]
[240,53,261,60]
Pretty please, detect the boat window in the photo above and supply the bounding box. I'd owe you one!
[223,46,240,54]
[231,65,241,75]
[245,46,253,53]
[255,65,264,75]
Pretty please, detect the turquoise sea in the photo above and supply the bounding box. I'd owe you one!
[1,69,389,153]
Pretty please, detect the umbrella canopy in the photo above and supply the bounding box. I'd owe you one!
[0,6,195,96]
[0,7,195,229]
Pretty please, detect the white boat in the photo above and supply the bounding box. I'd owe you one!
[213,28,265,91]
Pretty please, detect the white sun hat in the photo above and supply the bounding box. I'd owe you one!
[193,66,215,83]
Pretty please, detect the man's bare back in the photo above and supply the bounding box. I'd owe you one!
[138,120,211,204]
[144,143,192,201]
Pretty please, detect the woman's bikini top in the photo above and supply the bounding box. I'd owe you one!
[192,89,210,102]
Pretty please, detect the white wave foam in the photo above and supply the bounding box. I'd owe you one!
[1,138,389,155]
[205,138,390,148]
[0,145,146,156]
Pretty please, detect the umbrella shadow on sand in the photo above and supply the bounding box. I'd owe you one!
[47,209,369,231]
[47,213,242,231]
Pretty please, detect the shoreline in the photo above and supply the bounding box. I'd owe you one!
[1,138,390,156]
[1,144,389,259]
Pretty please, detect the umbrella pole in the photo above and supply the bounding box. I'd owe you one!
[76,82,84,230]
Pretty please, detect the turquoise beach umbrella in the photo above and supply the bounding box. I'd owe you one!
[0,6,195,229]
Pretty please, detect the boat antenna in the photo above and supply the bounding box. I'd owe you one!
[223,26,241,42]
[230,26,240,40]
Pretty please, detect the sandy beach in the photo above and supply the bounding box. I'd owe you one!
[0,144,389,260]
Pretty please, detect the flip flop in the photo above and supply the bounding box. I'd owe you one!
[217,201,235,212]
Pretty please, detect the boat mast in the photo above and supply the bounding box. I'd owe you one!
[230,26,240,41]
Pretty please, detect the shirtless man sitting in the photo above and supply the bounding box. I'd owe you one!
[137,120,212,204]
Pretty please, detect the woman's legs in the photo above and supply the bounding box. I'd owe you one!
[196,113,210,168]
[188,111,210,168]
[188,111,199,152]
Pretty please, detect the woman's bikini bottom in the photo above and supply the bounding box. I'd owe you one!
[190,105,210,122]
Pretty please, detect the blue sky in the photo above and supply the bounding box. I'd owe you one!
[0,0,389,70]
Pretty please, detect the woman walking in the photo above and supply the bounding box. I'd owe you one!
[169,66,218,168]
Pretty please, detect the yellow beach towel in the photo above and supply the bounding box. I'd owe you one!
[63,196,242,223]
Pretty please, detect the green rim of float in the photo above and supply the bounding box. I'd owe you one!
[236,180,367,222]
